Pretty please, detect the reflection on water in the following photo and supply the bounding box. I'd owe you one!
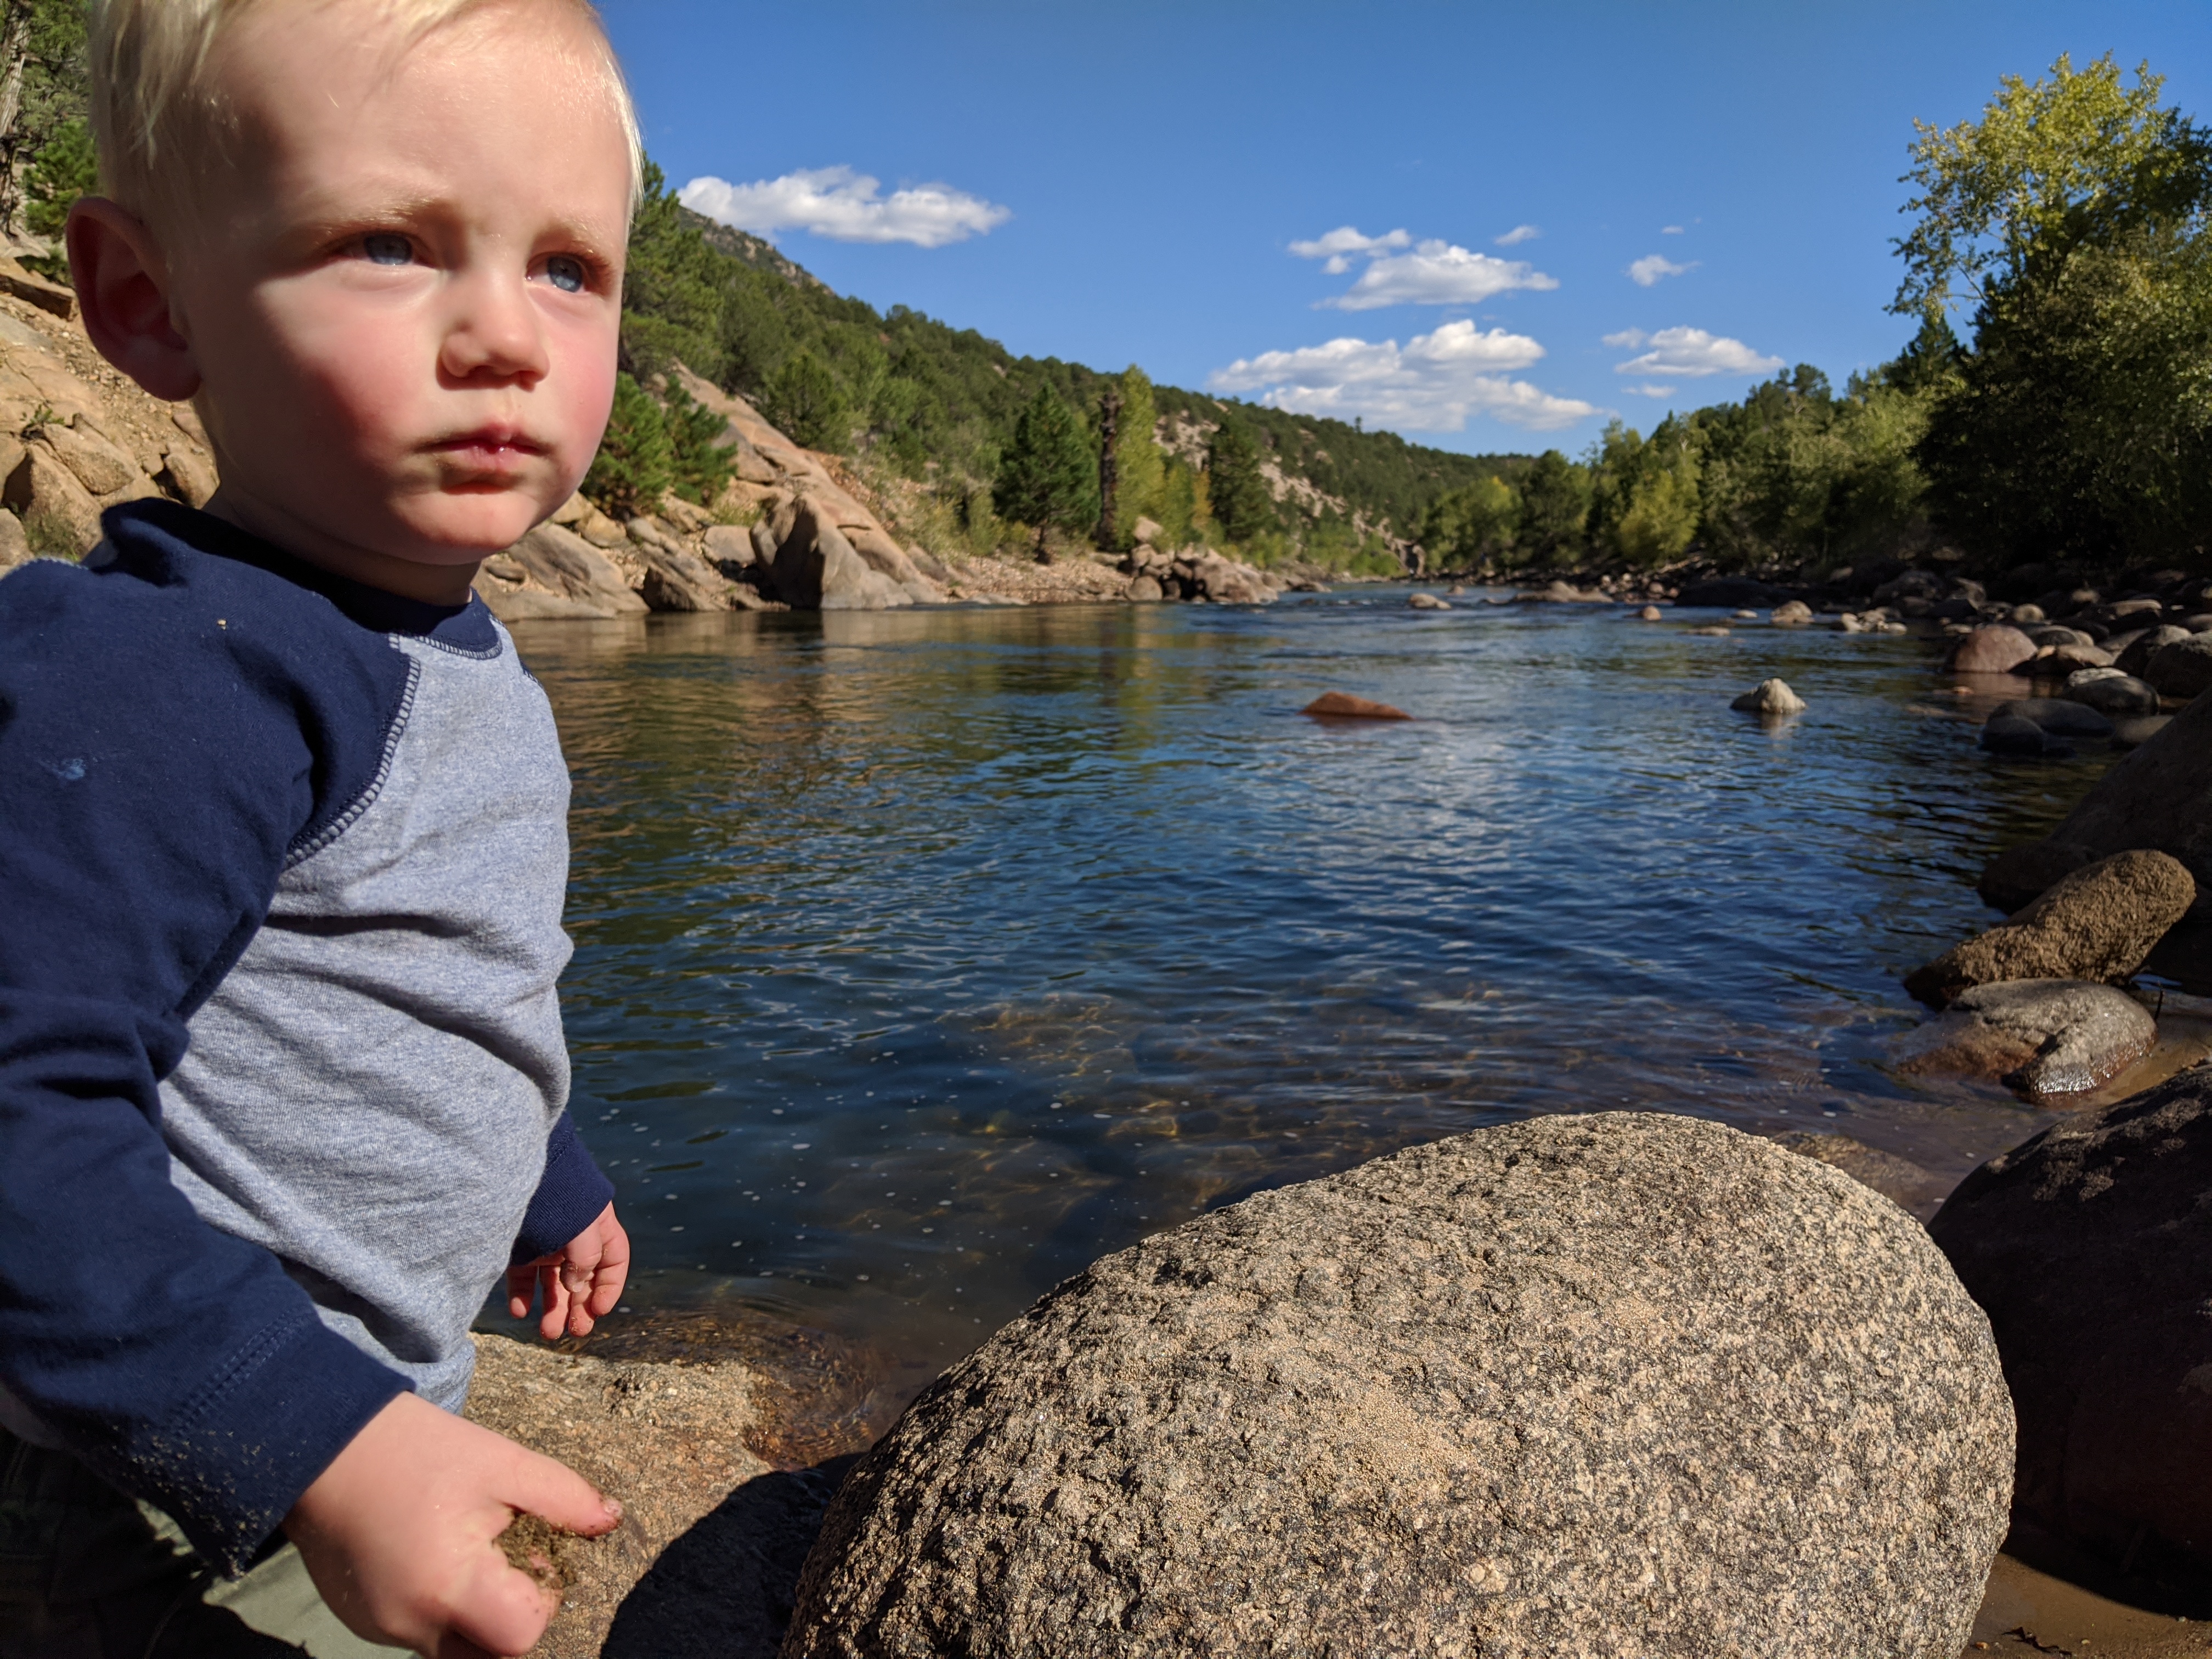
[490,591,2136,1396]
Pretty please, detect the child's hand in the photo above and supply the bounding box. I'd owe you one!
[286,1391,621,1657]
[506,1201,629,1341]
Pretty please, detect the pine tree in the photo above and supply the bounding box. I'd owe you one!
[583,372,673,519]
[1204,417,1272,546]
[664,379,737,504]
[993,384,1098,561]
[761,350,850,453]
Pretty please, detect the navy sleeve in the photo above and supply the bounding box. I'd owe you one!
[0,510,427,1571]
[512,1110,615,1262]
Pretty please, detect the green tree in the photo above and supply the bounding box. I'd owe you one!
[992,383,1098,558]
[1204,417,1272,546]
[663,378,736,505]
[583,372,672,519]
[760,350,850,453]
[1418,475,1518,569]
[1515,449,1588,561]
[1105,366,1164,549]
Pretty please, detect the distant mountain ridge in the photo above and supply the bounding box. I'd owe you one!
[678,206,830,293]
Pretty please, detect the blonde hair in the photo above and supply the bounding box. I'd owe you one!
[88,0,644,229]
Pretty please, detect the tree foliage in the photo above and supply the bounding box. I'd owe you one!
[992,384,1097,555]
[759,350,850,453]
[1204,419,1272,546]
[583,372,674,519]
[1105,366,1164,550]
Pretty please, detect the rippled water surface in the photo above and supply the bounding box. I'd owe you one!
[495,590,2146,1400]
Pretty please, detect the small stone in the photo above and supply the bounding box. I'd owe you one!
[1770,599,1814,624]
[1407,591,1451,610]
[1302,692,1411,721]
[1894,978,2157,1098]
[1638,605,1662,621]
[1730,677,1806,714]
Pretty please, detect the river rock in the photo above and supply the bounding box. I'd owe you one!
[1407,590,1451,610]
[1638,604,1662,621]
[1905,851,2197,1007]
[1928,1063,2212,1606]
[2145,634,2212,700]
[1989,698,2113,740]
[769,499,907,611]
[1302,692,1410,720]
[785,1113,2013,1659]
[2111,714,2173,749]
[1948,624,2039,674]
[1730,677,1805,714]
[1979,713,2066,757]
[1125,574,1162,602]
[2062,670,2160,716]
[1770,599,1814,624]
[2029,626,2097,650]
[2118,624,2192,678]
[1980,686,2212,917]
[639,545,735,613]
[1894,979,2157,1098]
[1187,549,1276,605]
[2040,643,2115,675]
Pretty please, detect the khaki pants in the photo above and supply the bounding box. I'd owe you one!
[0,1426,411,1658]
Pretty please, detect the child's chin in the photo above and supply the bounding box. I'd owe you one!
[405,494,551,557]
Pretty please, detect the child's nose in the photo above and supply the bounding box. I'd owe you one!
[437,269,549,387]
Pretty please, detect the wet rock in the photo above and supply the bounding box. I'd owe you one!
[1302,692,1410,720]
[1125,574,1162,602]
[1685,624,1731,636]
[1730,677,1806,714]
[2118,625,2192,678]
[1949,625,2040,674]
[1928,1063,2212,1609]
[1894,979,2157,1098]
[1770,599,1814,624]
[1905,851,2196,1007]
[2111,714,2173,750]
[1979,689,2212,917]
[2062,670,2161,717]
[2145,634,2212,701]
[1638,604,1663,621]
[1407,590,1451,610]
[786,1113,2013,1659]
[1990,698,2114,740]
[1980,713,2068,757]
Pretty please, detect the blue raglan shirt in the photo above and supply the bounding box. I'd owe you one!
[0,500,612,1571]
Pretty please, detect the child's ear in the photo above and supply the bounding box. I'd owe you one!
[66,198,201,404]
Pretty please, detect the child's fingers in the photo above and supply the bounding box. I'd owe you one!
[443,1544,561,1659]
[499,1443,624,1539]
[584,1231,629,1318]
[535,1264,572,1342]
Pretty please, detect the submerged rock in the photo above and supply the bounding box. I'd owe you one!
[2062,670,2162,717]
[786,1113,2012,1659]
[1929,1063,2212,1609]
[1638,604,1663,621]
[1407,590,1451,611]
[1980,713,2068,757]
[1989,698,2114,740]
[1302,692,1411,720]
[1894,979,2157,1098]
[1906,851,2196,1007]
[1730,677,1806,714]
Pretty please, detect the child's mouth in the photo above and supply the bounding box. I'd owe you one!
[432,429,549,476]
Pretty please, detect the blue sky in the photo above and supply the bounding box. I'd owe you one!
[602,1,2212,458]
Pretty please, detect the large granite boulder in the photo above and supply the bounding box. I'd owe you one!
[1949,624,2039,674]
[767,498,908,611]
[1186,548,1276,605]
[509,522,648,616]
[2062,669,2162,716]
[1929,1064,2212,1609]
[1980,686,2212,917]
[1893,979,2157,1098]
[784,1113,2012,1659]
[1906,851,2197,1006]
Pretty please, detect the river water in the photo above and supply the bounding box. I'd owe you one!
[494,590,2166,1409]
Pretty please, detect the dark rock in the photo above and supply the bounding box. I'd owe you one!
[1990,699,2114,740]
[2111,714,2174,749]
[1949,625,2040,674]
[1929,1064,2212,1611]
[2146,634,2212,700]
[1894,979,2157,1098]
[1874,569,1944,602]
[1905,850,2197,1007]
[2062,671,2161,716]
[1302,692,1410,720]
[2119,625,2192,678]
[1980,713,2068,757]
[786,1113,2013,1659]
[1980,688,2212,917]
[1676,576,1792,608]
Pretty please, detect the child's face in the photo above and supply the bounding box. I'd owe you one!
[169,0,629,575]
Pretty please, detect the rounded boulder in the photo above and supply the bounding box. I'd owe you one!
[1948,624,2039,674]
[785,1113,2014,1659]
[2145,633,2212,701]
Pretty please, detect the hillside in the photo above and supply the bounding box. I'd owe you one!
[621,166,1522,571]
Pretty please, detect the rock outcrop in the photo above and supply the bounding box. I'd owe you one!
[1731,677,1805,714]
[1980,687,2212,916]
[786,1113,2012,1659]
[1929,1064,2212,1609]
[1906,851,2196,1007]
[1894,979,2157,1098]
[1122,542,1280,605]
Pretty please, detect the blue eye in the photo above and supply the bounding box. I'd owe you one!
[544,255,586,294]
[362,233,412,266]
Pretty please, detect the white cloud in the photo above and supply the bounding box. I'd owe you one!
[1319,239,1559,310]
[1289,226,1411,259]
[679,167,1010,248]
[1609,326,1784,379]
[1626,383,1677,397]
[1209,320,1597,433]
[1495,224,1541,246]
[1661,224,1685,235]
[1628,253,1697,286]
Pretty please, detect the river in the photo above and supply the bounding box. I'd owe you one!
[493,589,2162,1411]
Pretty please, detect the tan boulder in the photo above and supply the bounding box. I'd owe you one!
[702,523,756,570]
[1948,624,2039,674]
[638,545,733,612]
[846,524,945,603]
[0,506,26,571]
[503,522,647,616]
[767,498,906,611]
[1908,850,2195,1007]
[472,577,625,622]
[7,441,103,556]
[1302,692,1410,720]
[1770,600,1814,625]
[38,418,139,496]
[158,447,217,509]
[1730,678,1807,714]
